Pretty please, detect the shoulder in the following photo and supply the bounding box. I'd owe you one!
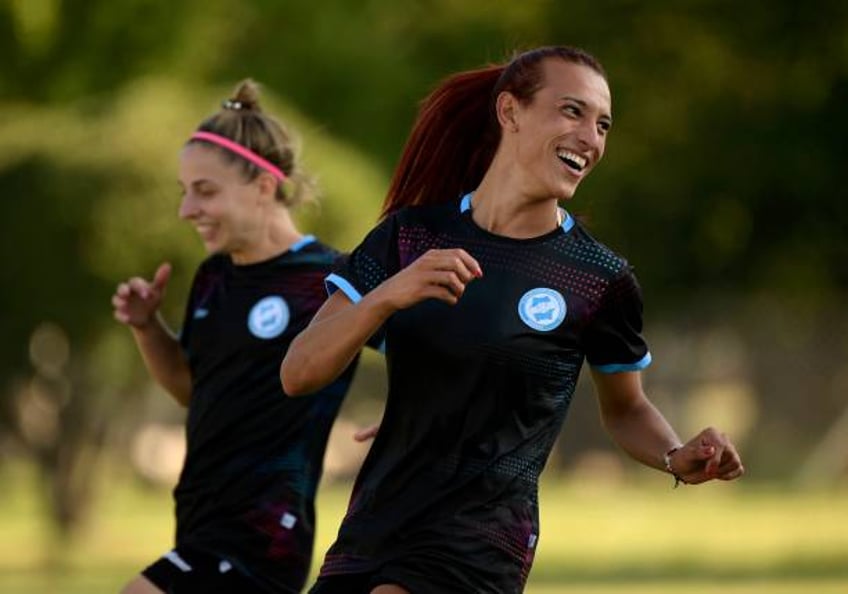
[567,219,632,279]
[390,200,461,229]
[297,237,341,258]
[195,253,229,276]
[278,237,343,269]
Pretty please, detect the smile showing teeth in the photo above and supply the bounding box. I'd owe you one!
[556,149,587,172]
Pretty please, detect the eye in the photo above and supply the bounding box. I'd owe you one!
[194,184,218,198]
[597,120,612,135]
[561,104,581,118]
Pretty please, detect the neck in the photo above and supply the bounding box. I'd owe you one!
[230,206,305,265]
[471,162,562,238]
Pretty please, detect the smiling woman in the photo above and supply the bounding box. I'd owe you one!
[281,46,744,594]
[111,80,369,594]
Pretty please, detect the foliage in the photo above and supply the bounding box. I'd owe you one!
[1,0,847,537]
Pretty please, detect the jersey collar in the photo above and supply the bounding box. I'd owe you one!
[459,192,574,233]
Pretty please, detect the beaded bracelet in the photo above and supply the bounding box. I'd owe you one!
[663,446,686,488]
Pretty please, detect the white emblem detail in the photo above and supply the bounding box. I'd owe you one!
[518,288,566,331]
[219,560,232,573]
[247,296,290,339]
[193,308,209,319]
[280,512,297,530]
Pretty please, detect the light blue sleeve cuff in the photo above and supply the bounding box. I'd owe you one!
[325,273,363,303]
[591,352,652,374]
[326,274,385,354]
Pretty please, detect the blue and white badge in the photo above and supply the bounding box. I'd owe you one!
[247,296,290,339]
[518,288,567,332]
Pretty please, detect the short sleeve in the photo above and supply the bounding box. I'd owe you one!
[325,213,400,304]
[583,265,652,373]
[325,214,400,352]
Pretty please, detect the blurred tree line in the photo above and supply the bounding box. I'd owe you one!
[1,0,846,538]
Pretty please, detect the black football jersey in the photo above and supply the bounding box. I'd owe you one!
[176,237,359,593]
[317,196,650,592]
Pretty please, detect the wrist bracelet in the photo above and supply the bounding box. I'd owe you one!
[663,446,686,488]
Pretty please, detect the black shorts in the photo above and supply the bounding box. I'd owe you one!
[309,571,417,594]
[141,547,269,594]
[309,562,478,594]
[309,549,528,594]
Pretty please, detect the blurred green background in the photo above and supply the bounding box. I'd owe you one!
[1,1,847,592]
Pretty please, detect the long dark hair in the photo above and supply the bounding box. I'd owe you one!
[382,46,606,217]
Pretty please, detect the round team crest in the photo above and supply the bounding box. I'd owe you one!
[248,296,290,339]
[518,288,567,332]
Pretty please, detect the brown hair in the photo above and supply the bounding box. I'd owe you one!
[382,46,606,217]
[189,79,315,207]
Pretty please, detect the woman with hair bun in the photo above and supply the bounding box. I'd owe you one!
[114,79,369,594]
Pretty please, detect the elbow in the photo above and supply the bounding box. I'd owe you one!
[280,356,315,397]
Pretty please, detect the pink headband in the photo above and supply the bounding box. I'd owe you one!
[190,131,287,182]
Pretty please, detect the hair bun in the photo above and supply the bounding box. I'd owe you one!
[223,78,262,112]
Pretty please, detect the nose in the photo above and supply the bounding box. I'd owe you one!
[179,192,198,220]
[575,119,603,152]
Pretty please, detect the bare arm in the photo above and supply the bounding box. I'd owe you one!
[591,369,744,484]
[112,263,192,406]
[281,248,482,396]
[281,290,391,396]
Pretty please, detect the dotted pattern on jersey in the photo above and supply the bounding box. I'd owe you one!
[319,552,372,576]
[551,230,625,275]
[350,252,388,294]
[398,225,619,307]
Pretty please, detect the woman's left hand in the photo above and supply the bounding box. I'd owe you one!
[668,427,745,484]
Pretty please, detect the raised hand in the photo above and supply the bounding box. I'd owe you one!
[372,248,482,312]
[112,263,172,329]
[668,427,745,485]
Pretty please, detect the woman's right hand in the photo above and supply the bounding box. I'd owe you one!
[371,248,482,312]
[112,263,172,329]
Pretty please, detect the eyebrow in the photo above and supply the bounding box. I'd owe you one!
[559,96,613,122]
[177,178,217,191]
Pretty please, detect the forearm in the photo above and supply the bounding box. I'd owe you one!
[601,395,681,471]
[131,313,192,406]
[281,290,393,396]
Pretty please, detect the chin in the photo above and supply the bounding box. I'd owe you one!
[554,186,578,201]
[202,240,224,254]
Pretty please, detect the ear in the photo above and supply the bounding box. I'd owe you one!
[255,171,279,201]
[495,91,520,133]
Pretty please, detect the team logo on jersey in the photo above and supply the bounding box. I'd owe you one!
[247,296,290,339]
[518,288,566,331]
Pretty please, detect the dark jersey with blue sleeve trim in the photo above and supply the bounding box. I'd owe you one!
[175,237,359,594]
[318,197,650,592]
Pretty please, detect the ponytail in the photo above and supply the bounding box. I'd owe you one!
[382,65,504,217]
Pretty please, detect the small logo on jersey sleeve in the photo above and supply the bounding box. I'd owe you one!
[518,288,567,331]
[247,296,290,339]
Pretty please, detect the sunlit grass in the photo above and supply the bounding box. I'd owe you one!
[1,463,846,593]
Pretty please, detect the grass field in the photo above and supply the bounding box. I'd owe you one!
[1,465,846,593]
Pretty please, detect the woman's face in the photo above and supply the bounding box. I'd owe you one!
[178,143,268,256]
[506,59,612,202]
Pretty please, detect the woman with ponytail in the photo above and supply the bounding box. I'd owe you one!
[113,80,371,594]
[283,46,744,593]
